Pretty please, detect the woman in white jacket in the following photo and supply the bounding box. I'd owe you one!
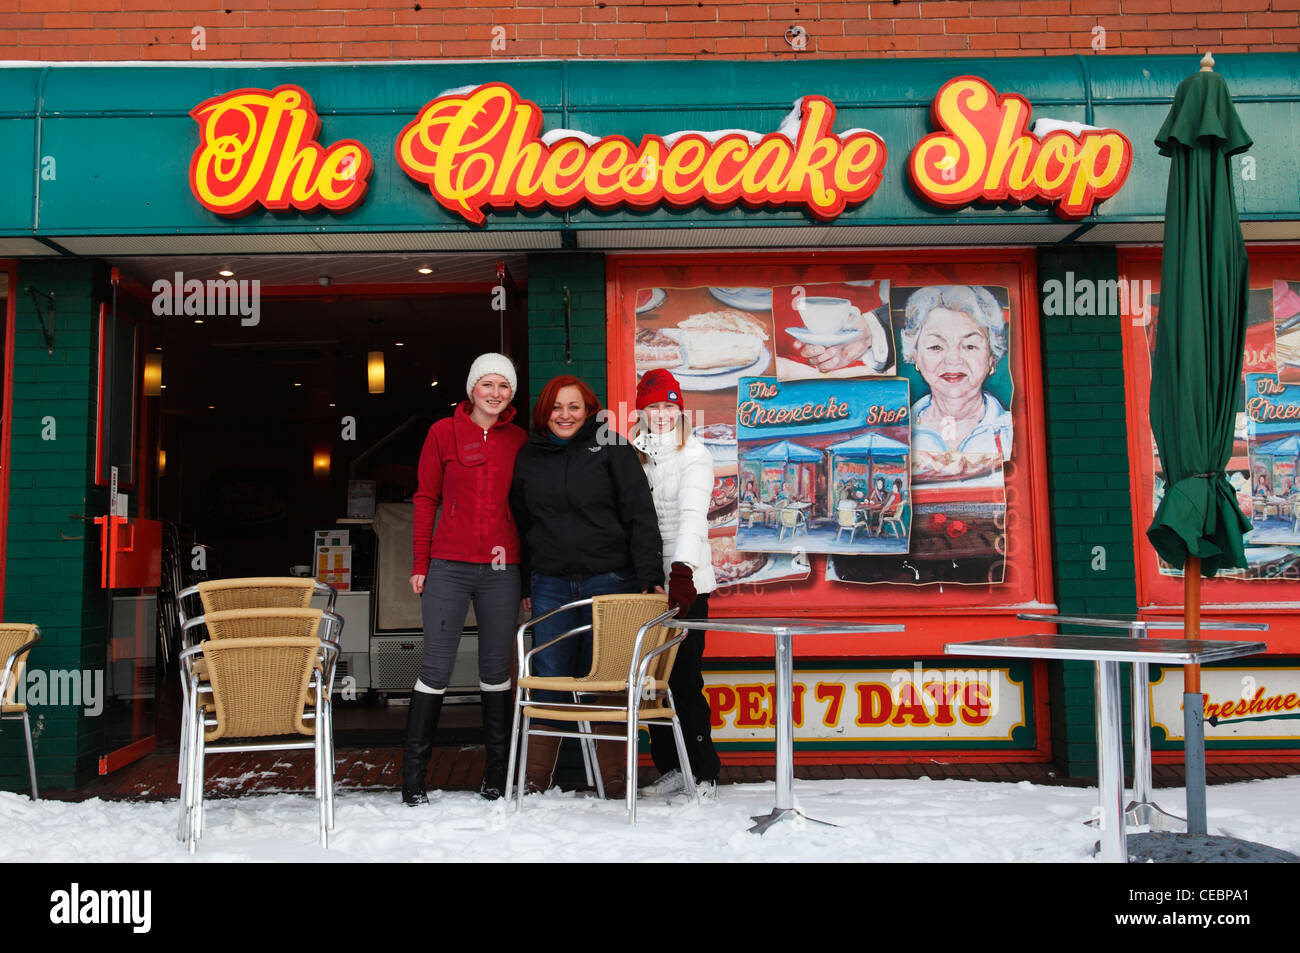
[631,369,721,798]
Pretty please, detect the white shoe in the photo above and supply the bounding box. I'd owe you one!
[695,779,717,800]
[638,769,685,798]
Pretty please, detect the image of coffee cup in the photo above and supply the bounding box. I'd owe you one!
[797,296,861,336]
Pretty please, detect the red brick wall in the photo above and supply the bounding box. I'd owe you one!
[2,0,1297,62]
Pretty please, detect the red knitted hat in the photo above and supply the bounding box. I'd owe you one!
[636,368,684,411]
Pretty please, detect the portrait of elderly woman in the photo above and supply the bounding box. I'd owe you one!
[902,285,1013,460]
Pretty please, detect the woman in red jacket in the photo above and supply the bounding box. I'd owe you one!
[403,352,527,806]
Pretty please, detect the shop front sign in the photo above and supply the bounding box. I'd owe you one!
[189,85,373,215]
[186,77,1131,223]
[394,82,887,225]
[908,76,1133,220]
[1151,667,1300,742]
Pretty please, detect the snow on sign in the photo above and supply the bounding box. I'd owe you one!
[1150,667,1300,743]
[703,667,1027,743]
[395,82,887,225]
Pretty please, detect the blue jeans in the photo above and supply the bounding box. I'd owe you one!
[528,569,639,706]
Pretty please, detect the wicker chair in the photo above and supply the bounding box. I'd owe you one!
[177,576,337,626]
[176,608,342,843]
[505,594,697,823]
[0,623,41,800]
[173,578,337,788]
[835,504,867,543]
[777,506,807,541]
[179,634,337,852]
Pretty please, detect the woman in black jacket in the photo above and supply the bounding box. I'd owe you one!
[509,374,663,797]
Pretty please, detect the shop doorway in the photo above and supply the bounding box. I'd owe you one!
[111,254,528,752]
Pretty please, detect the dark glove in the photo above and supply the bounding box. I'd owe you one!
[667,562,696,614]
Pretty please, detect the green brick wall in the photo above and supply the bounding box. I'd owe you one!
[1037,246,1140,779]
[524,253,608,407]
[2,260,109,792]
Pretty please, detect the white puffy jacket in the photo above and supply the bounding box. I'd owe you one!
[634,429,717,595]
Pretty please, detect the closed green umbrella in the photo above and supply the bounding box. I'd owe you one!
[1148,53,1253,836]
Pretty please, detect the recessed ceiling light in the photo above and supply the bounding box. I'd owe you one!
[218,269,234,277]
[208,404,215,409]
[430,379,439,388]
[293,382,302,387]
[417,266,433,275]
[160,384,167,390]
[194,319,204,325]
[154,346,163,352]
[329,402,336,408]
[395,341,405,347]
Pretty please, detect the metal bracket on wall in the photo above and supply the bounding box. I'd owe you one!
[59,512,91,541]
[562,285,573,365]
[24,285,56,355]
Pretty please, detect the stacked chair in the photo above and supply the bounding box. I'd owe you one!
[505,594,700,823]
[175,578,341,851]
[0,623,41,800]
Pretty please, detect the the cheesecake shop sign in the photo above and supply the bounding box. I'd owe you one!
[188,79,1131,224]
[394,83,887,225]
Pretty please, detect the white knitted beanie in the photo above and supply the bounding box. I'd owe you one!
[466,352,518,397]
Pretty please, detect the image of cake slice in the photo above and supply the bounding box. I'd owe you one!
[674,309,769,369]
[635,326,682,370]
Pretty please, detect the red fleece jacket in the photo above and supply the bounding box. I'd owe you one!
[411,401,527,574]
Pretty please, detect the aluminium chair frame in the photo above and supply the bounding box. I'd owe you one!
[175,608,343,844]
[0,625,42,800]
[178,636,339,852]
[173,582,339,791]
[504,597,700,823]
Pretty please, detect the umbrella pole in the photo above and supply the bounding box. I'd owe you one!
[1183,555,1207,835]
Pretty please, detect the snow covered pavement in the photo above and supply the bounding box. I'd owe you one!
[4,774,1299,862]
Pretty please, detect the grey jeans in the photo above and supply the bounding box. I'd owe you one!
[418,558,520,691]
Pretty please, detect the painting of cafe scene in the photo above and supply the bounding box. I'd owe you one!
[625,264,1017,591]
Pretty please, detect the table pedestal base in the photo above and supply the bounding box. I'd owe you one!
[748,807,838,835]
[1084,800,1185,832]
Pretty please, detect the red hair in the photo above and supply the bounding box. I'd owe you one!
[532,375,602,435]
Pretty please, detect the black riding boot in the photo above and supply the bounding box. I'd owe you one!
[401,691,443,806]
[479,690,513,801]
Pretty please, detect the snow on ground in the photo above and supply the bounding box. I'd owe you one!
[3,776,1298,863]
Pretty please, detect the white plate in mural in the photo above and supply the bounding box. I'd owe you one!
[708,287,772,311]
[670,347,771,391]
[784,327,864,347]
[635,287,666,313]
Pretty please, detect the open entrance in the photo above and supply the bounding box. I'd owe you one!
[102,254,528,762]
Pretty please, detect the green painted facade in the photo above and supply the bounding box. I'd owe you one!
[2,261,110,791]
[1036,247,1140,778]
[2,53,1298,790]
[1,55,1297,241]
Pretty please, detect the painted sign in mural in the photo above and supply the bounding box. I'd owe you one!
[630,274,1019,590]
[736,377,912,555]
